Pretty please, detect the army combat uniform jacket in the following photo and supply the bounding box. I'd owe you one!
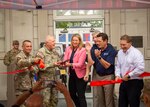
[3,48,21,66]
[36,45,61,107]
[14,51,38,96]
[36,45,61,80]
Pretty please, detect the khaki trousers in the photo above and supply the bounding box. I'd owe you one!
[92,71,115,107]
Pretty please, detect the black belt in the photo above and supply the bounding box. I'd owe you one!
[97,72,114,76]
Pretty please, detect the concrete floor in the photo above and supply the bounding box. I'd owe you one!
[57,98,145,107]
[0,98,146,107]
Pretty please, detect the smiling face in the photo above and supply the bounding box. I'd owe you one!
[120,35,132,52]
[71,34,83,49]
[22,40,32,55]
[120,39,131,52]
[72,36,80,48]
[95,33,108,50]
[45,36,56,50]
[96,36,107,49]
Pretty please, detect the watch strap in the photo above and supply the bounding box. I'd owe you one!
[98,56,101,60]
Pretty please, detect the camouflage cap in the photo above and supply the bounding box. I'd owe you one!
[13,40,19,45]
[143,78,150,92]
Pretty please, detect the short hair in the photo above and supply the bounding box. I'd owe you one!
[45,35,55,43]
[22,40,31,46]
[120,34,132,43]
[70,33,83,49]
[96,32,108,41]
[13,40,19,45]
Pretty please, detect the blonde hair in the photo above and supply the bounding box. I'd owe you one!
[92,30,100,36]
[70,33,83,50]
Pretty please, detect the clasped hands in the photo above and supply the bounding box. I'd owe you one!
[115,75,130,81]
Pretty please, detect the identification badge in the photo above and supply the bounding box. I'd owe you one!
[60,69,66,75]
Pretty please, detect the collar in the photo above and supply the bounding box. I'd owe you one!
[43,45,54,53]
[101,43,110,52]
[123,46,133,54]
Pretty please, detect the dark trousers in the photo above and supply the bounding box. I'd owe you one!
[119,79,143,107]
[69,70,87,107]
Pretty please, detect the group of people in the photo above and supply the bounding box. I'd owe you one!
[3,31,149,107]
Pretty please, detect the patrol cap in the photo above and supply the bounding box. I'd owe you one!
[13,40,19,45]
[143,78,150,92]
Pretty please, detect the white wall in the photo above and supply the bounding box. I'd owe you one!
[0,9,7,100]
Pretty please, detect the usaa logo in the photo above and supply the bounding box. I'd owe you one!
[104,53,109,56]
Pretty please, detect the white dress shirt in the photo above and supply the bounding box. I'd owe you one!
[115,46,144,79]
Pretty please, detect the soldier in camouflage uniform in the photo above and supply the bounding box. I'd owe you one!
[15,40,40,101]
[3,40,21,66]
[36,36,61,107]
[141,78,150,107]
[3,40,21,107]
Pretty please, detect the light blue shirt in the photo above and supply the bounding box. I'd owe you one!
[115,46,144,79]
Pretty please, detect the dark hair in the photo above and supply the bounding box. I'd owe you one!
[96,33,108,41]
[120,34,132,43]
[22,40,31,46]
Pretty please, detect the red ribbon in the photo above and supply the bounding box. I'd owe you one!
[139,72,150,77]
[90,79,122,86]
[0,60,45,74]
[90,72,150,86]
[0,68,27,74]
[39,60,45,69]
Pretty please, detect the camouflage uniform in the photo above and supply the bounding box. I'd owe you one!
[14,51,38,96]
[141,78,150,103]
[143,78,150,92]
[3,48,21,66]
[36,45,61,107]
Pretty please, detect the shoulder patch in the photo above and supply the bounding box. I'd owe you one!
[36,51,44,58]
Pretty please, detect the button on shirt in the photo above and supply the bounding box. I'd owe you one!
[115,46,144,79]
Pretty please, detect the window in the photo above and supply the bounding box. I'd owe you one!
[131,36,143,48]
[56,10,104,16]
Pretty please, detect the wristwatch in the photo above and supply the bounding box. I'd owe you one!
[97,56,101,60]
[127,75,130,79]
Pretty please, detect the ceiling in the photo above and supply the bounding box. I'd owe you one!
[0,0,149,10]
